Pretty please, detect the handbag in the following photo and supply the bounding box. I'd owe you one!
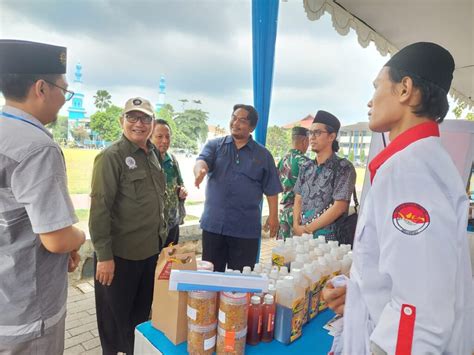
[334,188,359,246]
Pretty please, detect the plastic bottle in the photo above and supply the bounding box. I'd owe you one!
[291,269,310,325]
[279,266,289,277]
[261,294,275,342]
[316,259,331,311]
[303,264,322,321]
[274,276,305,344]
[242,266,252,275]
[272,240,289,270]
[317,235,326,244]
[328,240,339,249]
[290,254,304,271]
[267,284,277,298]
[253,263,263,273]
[269,269,279,283]
[341,255,352,276]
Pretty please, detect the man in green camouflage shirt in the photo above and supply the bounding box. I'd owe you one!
[277,126,310,239]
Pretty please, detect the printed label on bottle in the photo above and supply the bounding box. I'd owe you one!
[258,315,262,335]
[303,287,310,324]
[318,276,330,311]
[224,331,235,351]
[309,281,321,319]
[268,313,275,332]
[290,297,305,342]
[204,335,216,350]
[187,305,197,320]
[272,253,285,267]
[218,309,226,324]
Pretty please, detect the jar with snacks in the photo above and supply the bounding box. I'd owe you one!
[218,292,248,332]
[188,291,217,326]
[188,322,217,355]
[216,326,247,355]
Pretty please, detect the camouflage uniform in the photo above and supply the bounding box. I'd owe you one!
[277,148,310,239]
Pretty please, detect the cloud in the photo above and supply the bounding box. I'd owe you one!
[1,0,393,126]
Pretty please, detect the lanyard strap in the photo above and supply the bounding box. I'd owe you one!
[1,111,45,132]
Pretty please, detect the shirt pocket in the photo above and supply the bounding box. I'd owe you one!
[123,170,148,199]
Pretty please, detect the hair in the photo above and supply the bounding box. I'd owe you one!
[154,118,171,129]
[0,73,61,102]
[325,124,340,152]
[233,104,258,127]
[292,134,308,144]
[387,67,449,123]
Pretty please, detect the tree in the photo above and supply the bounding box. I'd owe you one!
[90,105,122,142]
[359,148,366,163]
[452,101,474,121]
[266,126,291,159]
[174,109,209,144]
[93,90,112,111]
[348,150,355,162]
[47,115,68,143]
[71,126,90,142]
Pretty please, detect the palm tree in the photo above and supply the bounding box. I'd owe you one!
[94,90,112,111]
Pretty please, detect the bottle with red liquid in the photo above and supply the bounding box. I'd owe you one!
[261,294,275,342]
[246,295,262,345]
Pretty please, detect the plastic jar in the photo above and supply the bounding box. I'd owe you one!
[216,326,247,355]
[197,260,214,271]
[188,321,217,355]
[188,291,218,326]
[218,292,248,332]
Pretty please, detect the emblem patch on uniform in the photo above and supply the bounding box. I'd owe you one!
[125,156,137,170]
[392,203,430,235]
[133,99,142,105]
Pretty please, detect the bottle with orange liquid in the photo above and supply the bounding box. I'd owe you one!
[246,295,262,345]
[261,294,275,342]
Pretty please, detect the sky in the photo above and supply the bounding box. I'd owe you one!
[0,0,458,127]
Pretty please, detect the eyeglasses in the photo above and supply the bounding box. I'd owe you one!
[125,114,153,124]
[43,80,75,101]
[308,129,329,137]
[231,114,251,124]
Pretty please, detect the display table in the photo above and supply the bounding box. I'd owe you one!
[135,309,335,354]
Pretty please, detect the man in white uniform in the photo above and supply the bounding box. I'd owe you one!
[323,42,474,354]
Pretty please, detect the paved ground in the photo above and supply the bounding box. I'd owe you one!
[65,238,277,354]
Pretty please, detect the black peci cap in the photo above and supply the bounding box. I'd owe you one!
[0,39,67,74]
[312,110,341,132]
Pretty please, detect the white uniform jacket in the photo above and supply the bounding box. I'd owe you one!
[343,122,474,354]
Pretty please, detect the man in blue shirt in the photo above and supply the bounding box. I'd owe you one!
[194,104,282,272]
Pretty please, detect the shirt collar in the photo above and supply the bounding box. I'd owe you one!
[290,148,304,155]
[315,152,337,168]
[225,134,256,151]
[2,105,53,138]
[368,121,440,184]
[163,152,172,163]
[121,134,155,155]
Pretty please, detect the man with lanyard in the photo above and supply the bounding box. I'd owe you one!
[323,42,474,354]
[89,97,167,354]
[292,111,356,240]
[277,126,310,240]
[194,104,282,272]
[151,118,188,246]
[0,40,86,353]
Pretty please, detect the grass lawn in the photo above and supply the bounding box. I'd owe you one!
[63,148,100,194]
[75,209,90,222]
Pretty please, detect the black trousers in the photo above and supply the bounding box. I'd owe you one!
[164,224,180,247]
[202,230,259,272]
[94,254,158,355]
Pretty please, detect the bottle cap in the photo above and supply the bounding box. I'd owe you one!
[264,294,274,304]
